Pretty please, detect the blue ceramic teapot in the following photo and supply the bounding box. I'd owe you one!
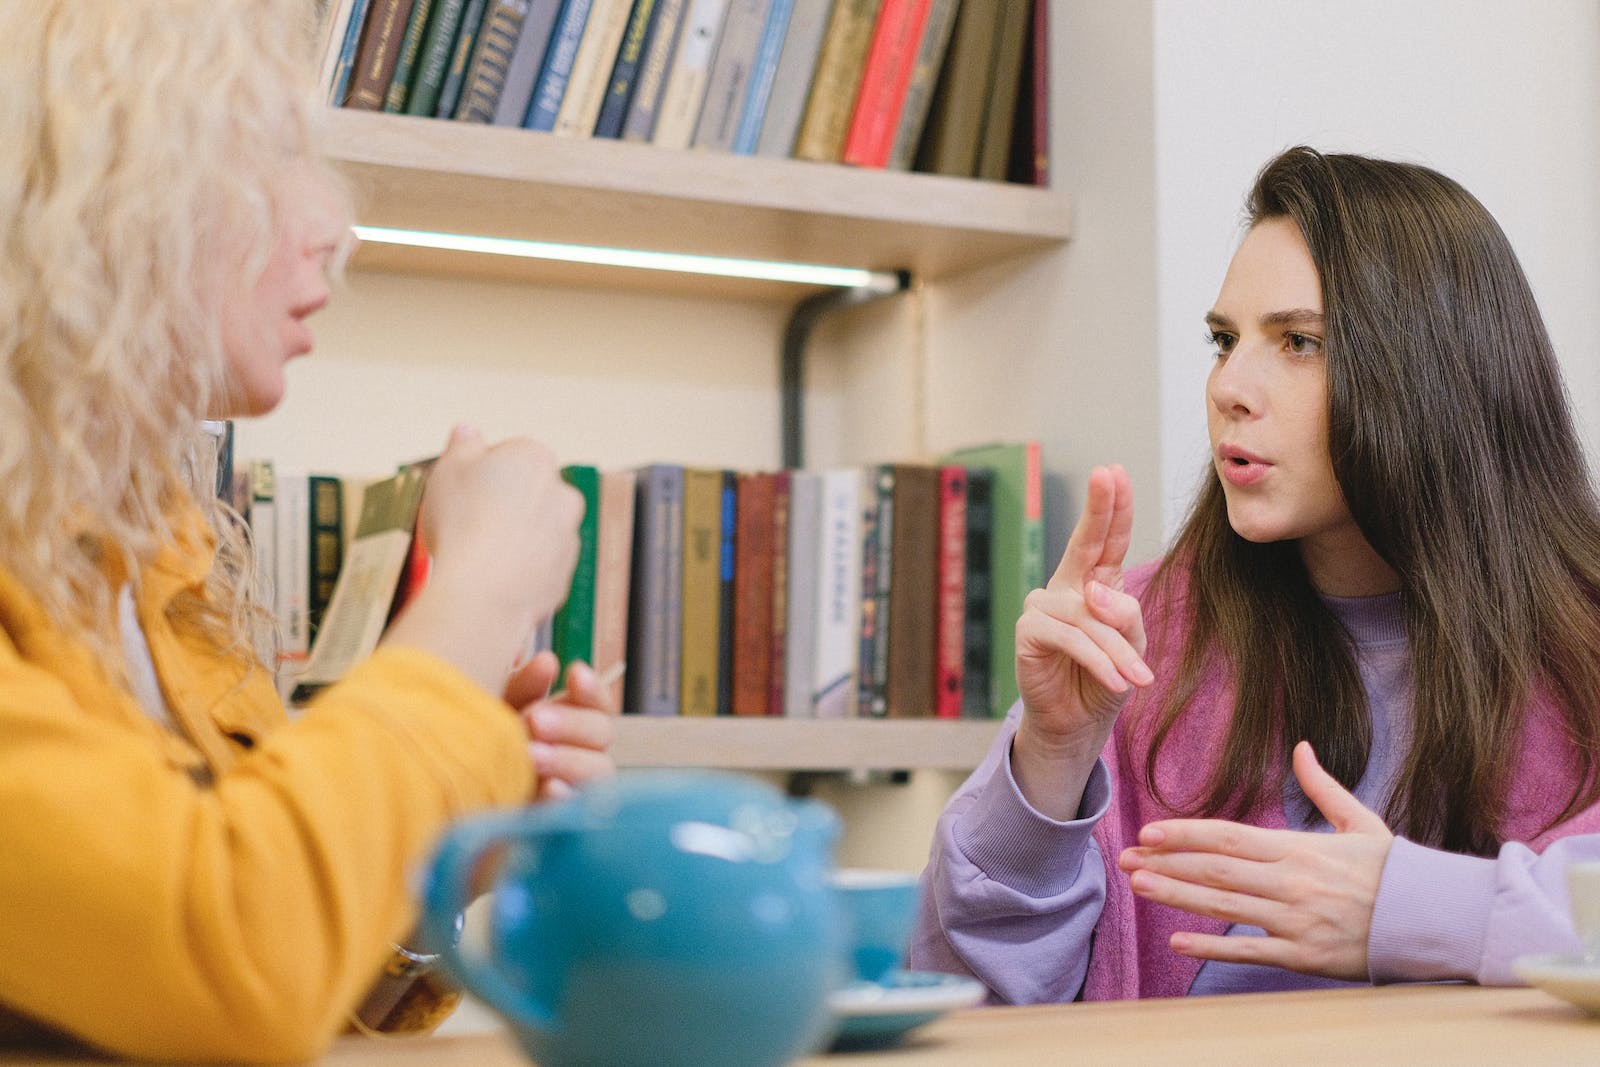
[422,771,846,1067]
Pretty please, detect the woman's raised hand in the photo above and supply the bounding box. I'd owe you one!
[1011,464,1153,819]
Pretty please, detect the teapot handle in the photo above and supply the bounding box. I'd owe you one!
[422,809,562,1031]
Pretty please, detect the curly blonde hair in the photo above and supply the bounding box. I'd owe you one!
[0,0,346,673]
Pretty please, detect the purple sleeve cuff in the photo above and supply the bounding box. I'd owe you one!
[951,738,1111,898]
[1367,836,1497,984]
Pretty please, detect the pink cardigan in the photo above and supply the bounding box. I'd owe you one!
[1083,562,1600,1000]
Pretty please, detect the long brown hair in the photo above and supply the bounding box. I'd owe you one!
[1147,147,1600,855]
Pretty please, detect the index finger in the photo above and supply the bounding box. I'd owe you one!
[1137,819,1290,863]
[1050,466,1117,590]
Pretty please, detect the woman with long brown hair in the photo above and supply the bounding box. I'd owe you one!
[912,146,1600,1002]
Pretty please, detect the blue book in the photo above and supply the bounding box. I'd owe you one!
[729,0,793,154]
[523,0,596,131]
[330,0,375,104]
[592,0,663,138]
[435,0,489,116]
[715,471,737,715]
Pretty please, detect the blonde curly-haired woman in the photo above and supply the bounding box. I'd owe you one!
[0,2,615,1060]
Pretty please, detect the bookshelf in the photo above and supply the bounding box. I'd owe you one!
[611,717,1002,772]
[319,108,1072,300]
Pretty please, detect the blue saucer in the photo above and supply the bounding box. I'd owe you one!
[825,970,986,1050]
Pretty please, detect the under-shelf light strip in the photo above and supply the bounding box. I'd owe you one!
[352,225,901,292]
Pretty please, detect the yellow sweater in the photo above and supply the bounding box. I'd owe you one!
[0,517,532,1062]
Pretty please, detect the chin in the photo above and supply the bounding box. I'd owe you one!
[1223,502,1294,544]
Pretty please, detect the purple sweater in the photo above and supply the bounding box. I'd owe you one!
[910,563,1600,1002]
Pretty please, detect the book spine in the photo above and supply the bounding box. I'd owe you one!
[752,0,831,157]
[864,464,894,716]
[781,472,819,717]
[812,468,862,719]
[840,0,931,168]
[854,465,879,718]
[690,0,769,151]
[435,0,490,116]
[618,0,688,140]
[732,472,776,716]
[320,0,368,104]
[458,0,534,121]
[346,0,418,110]
[307,475,345,644]
[791,0,881,162]
[553,466,601,684]
[591,468,638,710]
[382,0,438,111]
[275,473,312,699]
[678,468,724,717]
[1025,0,1048,185]
[553,0,635,136]
[593,0,662,138]
[974,0,1029,180]
[491,0,564,125]
[960,467,994,718]
[913,0,998,177]
[884,0,956,170]
[729,0,795,154]
[766,469,790,717]
[715,471,736,715]
[649,0,731,149]
[884,464,937,718]
[625,464,683,715]
[934,465,967,718]
[405,0,469,115]
[524,0,596,130]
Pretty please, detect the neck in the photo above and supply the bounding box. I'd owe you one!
[1299,528,1400,597]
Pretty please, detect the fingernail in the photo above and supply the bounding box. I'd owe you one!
[528,741,554,770]
[545,779,574,800]
[532,707,561,734]
[1140,826,1166,846]
[1132,661,1155,686]
[452,423,481,441]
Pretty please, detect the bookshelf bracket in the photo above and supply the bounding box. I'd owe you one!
[781,271,912,469]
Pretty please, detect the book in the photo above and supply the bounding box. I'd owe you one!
[435,0,490,116]
[913,0,998,177]
[944,441,1042,716]
[524,0,597,131]
[715,471,737,715]
[246,459,278,637]
[752,0,832,158]
[552,0,635,136]
[934,464,966,718]
[457,0,536,122]
[320,0,374,105]
[296,463,430,694]
[973,0,1029,180]
[649,0,731,149]
[884,0,957,170]
[618,0,689,140]
[729,0,796,154]
[782,471,820,717]
[791,0,881,162]
[308,475,345,644]
[382,0,438,112]
[405,0,470,116]
[690,0,771,152]
[1007,0,1048,186]
[839,0,931,168]
[346,0,418,110]
[678,467,724,717]
[624,464,684,715]
[592,0,662,138]
[731,471,776,716]
[884,463,938,718]
[491,0,565,125]
[811,469,862,719]
[274,471,313,698]
[960,466,993,719]
[552,465,602,684]
[856,463,893,717]
[591,468,638,709]
[766,469,790,717]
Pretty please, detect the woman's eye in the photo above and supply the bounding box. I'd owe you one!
[1205,329,1236,356]
[1286,332,1323,356]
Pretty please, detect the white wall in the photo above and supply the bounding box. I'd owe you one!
[1151,0,1600,539]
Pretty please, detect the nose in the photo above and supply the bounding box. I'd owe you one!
[1208,348,1260,419]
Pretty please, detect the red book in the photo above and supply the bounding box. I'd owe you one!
[840,0,933,169]
[732,472,777,717]
[934,465,967,718]
[767,471,791,717]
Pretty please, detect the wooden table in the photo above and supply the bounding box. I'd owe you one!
[3,985,1596,1065]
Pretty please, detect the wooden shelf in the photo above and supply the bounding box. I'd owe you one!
[610,717,1003,773]
[319,109,1071,297]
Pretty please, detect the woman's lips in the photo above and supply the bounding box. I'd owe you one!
[1218,445,1271,487]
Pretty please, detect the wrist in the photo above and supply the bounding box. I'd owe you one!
[1012,718,1110,822]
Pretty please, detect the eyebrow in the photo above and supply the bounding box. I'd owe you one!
[1205,309,1324,331]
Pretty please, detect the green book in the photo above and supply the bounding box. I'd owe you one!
[406,0,470,116]
[941,441,1042,717]
[553,465,601,685]
[383,0,438,111]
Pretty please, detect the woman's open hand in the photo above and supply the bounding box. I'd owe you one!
[503,651,619,802]
[1118,742,1395,980]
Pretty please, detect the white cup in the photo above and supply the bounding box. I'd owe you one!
[1566,861,1600,962]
